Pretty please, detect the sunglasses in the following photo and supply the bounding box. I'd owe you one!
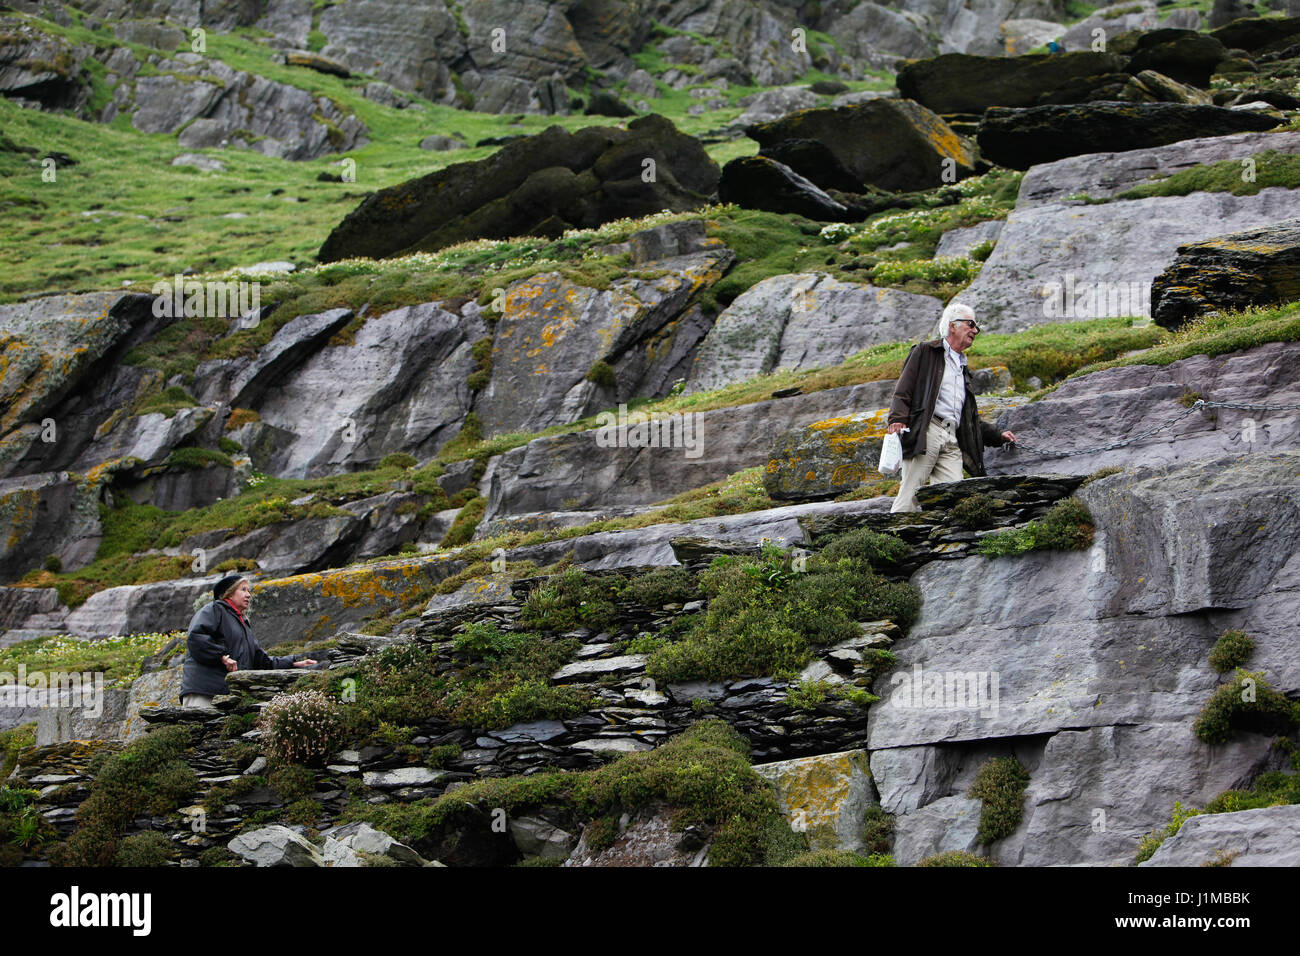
[953,319,980,333]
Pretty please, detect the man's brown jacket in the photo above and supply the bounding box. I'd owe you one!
[887,338,1006,477]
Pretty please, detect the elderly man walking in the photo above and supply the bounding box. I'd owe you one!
[886,303,1017,513]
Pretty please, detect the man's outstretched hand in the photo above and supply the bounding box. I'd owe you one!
[886,423,907,435]
[1001,431,1017,444]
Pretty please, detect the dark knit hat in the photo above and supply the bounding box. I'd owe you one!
[213,574,246,601]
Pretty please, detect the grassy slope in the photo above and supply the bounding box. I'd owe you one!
[0,9,891,304]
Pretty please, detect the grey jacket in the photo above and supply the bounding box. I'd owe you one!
[179,599,296,701]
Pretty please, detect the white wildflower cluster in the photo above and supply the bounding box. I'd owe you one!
[819,222,858,242]
[257,689,349,767]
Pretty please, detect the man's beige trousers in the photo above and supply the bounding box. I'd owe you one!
[890,417,962,513]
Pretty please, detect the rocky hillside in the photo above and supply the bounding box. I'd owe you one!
[2,0,1300,870]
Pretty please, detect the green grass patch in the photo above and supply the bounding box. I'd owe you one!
[1051,302,1300,387]
[0,630,179,686]
[1114,150,1300,202]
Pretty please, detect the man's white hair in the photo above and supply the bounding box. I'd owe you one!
[939,302,976,338]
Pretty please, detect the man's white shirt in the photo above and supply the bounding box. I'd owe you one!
[934,338,967,423]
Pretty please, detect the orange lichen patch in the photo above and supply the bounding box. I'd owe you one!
[805,470,817,481]
[830,463,873,484]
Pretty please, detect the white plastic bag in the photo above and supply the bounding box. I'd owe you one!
[878,428,908,476]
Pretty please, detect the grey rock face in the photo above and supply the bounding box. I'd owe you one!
[897,51,1126,113]
[869,450,1300,865]
[934,220,1002,258]
[473,246,733,437]
[717,156,850,221]
[960,189,1300,331]
[228,825,325,867]
[254,301,485,478]
[892,795,983,865]
[0,472,103,578]
[732,85,821,127]
[986,341,1300,477]
[1140,805,1300,866]
[978,102,1280,171]
[684,274,940,395]
[482,378,897,520]
[745,99,975,192]
[1014,130,1300,207]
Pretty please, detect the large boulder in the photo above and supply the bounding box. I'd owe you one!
[317,114,719,262]
[977,101,1281,170]
[252,300,487,478]
[764,412,889,501]
[229,825,325,867]
[1150,219,1300,329]
[753,749,878,852]
[1124,29,1231,88]
[481,377,898,521]
[717,156,850,220]
[895,52,1126,114]
[0,292,163,465]
[1209,15,1300,52]
[744,99,975,193]
[319,0,465,104]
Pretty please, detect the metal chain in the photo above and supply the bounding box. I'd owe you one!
[1004,399,1300,460]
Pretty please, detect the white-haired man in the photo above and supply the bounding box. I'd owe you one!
[885,303,1017,512]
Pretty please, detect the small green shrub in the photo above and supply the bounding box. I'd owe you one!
[584,814,620,852]
[620,566,696,607]
[969,757,1030,845]
[520,567,621,632]
[917,850,993,866]
[284,798,321,825]
[585,360,617,388]
[1208,630,1254,674]
[114,831,174,867]
[862,804,895,855]
[267,762,317,801]
[257,691,349,767]
[783,849,895,866]
[1135,801,1203,863]
[785,679,830,710]
[426,744,462,768]
[50,725,196,867]
[1194,669,1300,744]
[453,620,529,660]
[43,553,62,573]
[949,493,996,529]
[819,527,910,567]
